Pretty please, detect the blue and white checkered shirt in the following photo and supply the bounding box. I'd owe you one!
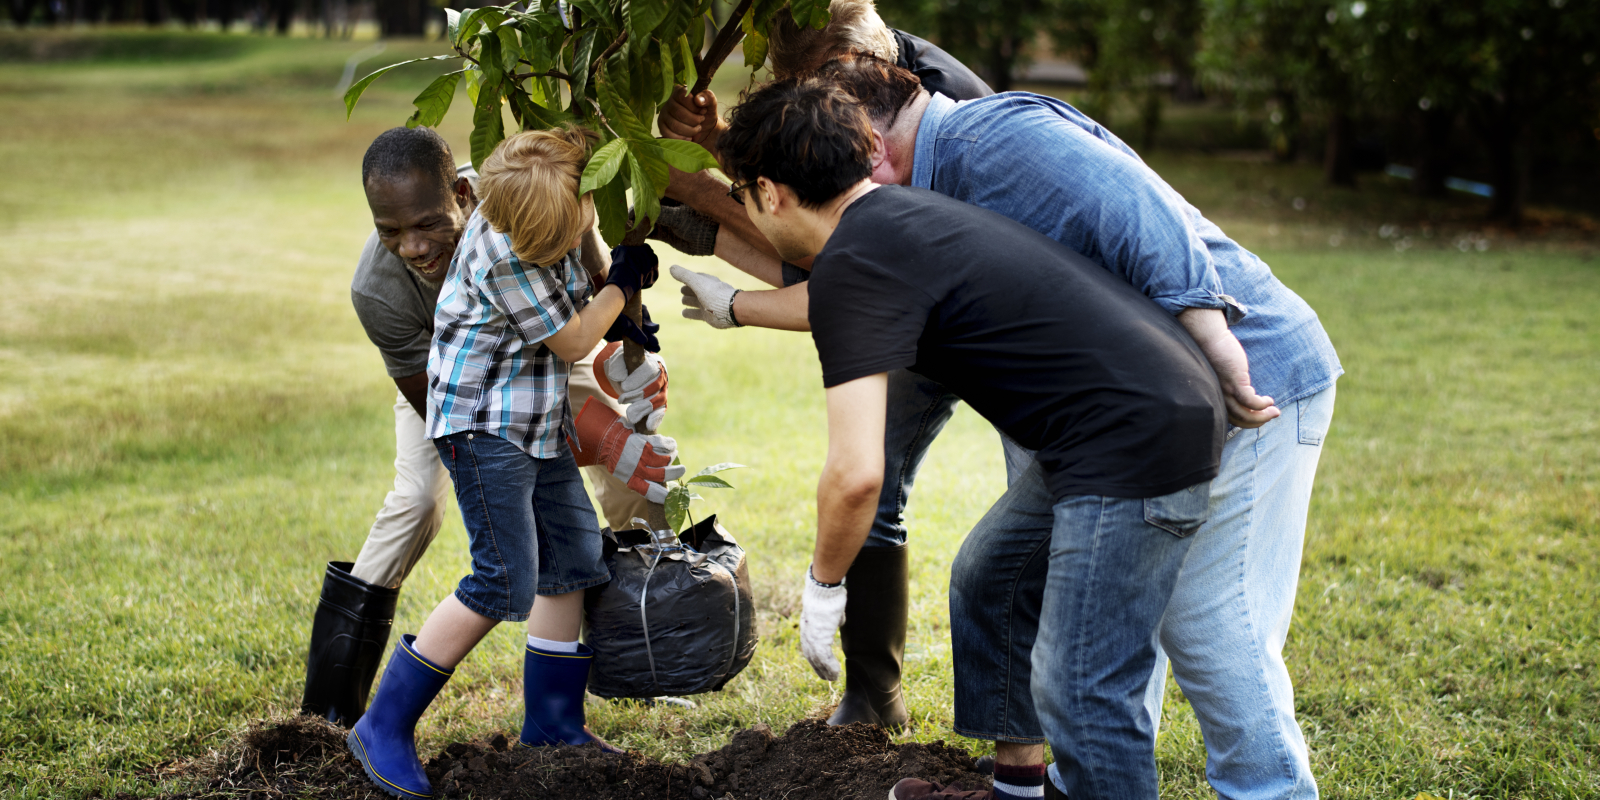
[426,209,593,458]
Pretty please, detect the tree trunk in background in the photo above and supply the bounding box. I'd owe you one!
[1138,87,1162,152]
[986,33,1016,93]
[1414,107,1453,198]
[212,0,235,29]
[1324,108,1356,186]
[1272,88,1301,163]
[143,0,168,26]
[273,0,291,33]
[1483,111,1527,227]
[378,0,426,36]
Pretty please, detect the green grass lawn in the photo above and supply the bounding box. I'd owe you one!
[1,30,1596,800]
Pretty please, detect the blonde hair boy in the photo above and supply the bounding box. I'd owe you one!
[478,125,600,266]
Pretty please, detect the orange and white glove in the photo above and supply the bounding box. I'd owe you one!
[594,341,669,433]
[569,397,684,504]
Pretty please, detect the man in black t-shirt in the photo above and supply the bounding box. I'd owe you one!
[716,79,1226,800]
[652,0,993,732]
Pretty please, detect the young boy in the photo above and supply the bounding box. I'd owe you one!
[348,126,681,800]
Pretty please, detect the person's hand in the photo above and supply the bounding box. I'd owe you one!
[799,566,847,681]
[569,397,685,503]
[659,86,724,156]
[670,265,740,329]
[595,341,669,433]
[603,244,659,303]
[1177,308,1279,428]
[603,304,662,352]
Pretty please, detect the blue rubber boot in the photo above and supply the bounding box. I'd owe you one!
[520,643,619,751]
[348,634,453,799]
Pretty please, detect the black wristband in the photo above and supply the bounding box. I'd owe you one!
[728,289,743,327]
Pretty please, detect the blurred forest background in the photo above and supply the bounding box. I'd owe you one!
[5,0,1596,227]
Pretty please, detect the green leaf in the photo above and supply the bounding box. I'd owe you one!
[624,0,669,42]
[569,28,597,114]
[686,10,705,55]
[477,30,506,85]
[509,87,575,130]
[653,138,719,172]
[787,0,830,29]
[664,482,691,532]
[455,7,508,47]
[654,38,675,103]
[465,67,483,106]
[627,147,664,231]
[516,17,555,73]
[741,26,768,69]
[694,462,746,477]
[406,69,466,128]
[469,81,506,173]
[446,7,461,43]
[592,175,629,246]
[675,33,698,87]
[567,0,616,33]
[578,138,629,195]
[342,55,457,119]
[496,25,522,74]
[596,60,654,141]
[685,474,735,489]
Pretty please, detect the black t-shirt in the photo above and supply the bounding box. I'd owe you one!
[892,29,993,102]
[809,186,1225,501]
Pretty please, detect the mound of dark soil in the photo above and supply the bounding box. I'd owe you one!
[158,716,991,800]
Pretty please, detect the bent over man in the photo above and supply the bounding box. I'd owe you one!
[300,126,654,728]
[651,0,993,732]
[718,77,1227,800]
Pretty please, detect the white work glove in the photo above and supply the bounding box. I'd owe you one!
[799,566,847,681]
[670,264,740,330]
[598,342,668,433]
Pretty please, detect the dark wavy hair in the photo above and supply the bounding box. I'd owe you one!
[717,78,875,210]
[811,53,923,128]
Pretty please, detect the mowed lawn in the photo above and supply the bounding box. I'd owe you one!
[1,31,1596,800]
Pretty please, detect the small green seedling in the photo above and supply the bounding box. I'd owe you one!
[664,461,746,534]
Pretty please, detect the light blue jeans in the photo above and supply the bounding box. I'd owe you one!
[952,452,1211,798]
[954,385,1335,800]
[1137,384,1336,800]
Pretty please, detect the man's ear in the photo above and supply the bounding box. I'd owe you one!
[869,127,888,171]
[756,176,782,214]
[454,176,475,207]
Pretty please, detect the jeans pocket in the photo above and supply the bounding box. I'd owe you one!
[1297,391,1334,446]
[1143,481,1212,538]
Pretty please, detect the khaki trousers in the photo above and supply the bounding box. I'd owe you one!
[350,343,653,589]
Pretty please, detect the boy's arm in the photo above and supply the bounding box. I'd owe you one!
[544,284,627,363]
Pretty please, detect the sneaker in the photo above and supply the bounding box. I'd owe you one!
[889,778,995,800]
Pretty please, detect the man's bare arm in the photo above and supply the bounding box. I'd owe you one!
[578,226,608,283]
[813,373,889,584]
[733,283,811,332]
[395,372,429,420]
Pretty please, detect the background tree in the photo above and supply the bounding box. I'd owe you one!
[875,0,1073,92]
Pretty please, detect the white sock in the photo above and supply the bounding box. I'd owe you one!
[527,635,579,653]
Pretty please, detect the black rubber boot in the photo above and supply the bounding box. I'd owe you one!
[301,561,400,728]
[828,543,910,730]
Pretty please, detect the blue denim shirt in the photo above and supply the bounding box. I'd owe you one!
[911,92,1342,406]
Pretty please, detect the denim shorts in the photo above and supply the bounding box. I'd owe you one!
[433,431,610,622]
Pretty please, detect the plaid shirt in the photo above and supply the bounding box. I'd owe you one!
[427,210,593,458]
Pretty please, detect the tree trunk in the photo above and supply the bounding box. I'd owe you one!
[377,0,425,36]
[272,0,291,34]
[1483,111,1527,227]
[1138,87,1162,153]
[1324,108,1356,187]
[1272,88,1301,163]
[986,34,1016,93]
[1414,106,1453,198]
[212,0,234,30]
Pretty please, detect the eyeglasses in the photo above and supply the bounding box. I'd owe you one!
[727,179,758,206]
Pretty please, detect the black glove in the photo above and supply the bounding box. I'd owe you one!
[603,304,661,352]
[604,244,659,303]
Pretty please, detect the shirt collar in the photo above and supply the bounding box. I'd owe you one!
[910,92,956,190]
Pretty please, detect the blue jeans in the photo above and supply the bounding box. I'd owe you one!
[868,369,961,548]
[433,432,610,622]
[1140,384,1336,800]
[951,450,1209,798]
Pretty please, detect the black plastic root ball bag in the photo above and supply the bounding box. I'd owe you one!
[584,515,758,698]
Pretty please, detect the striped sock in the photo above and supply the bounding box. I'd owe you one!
[993,763,1047,800]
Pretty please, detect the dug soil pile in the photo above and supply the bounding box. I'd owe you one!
[156,714,992,800]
